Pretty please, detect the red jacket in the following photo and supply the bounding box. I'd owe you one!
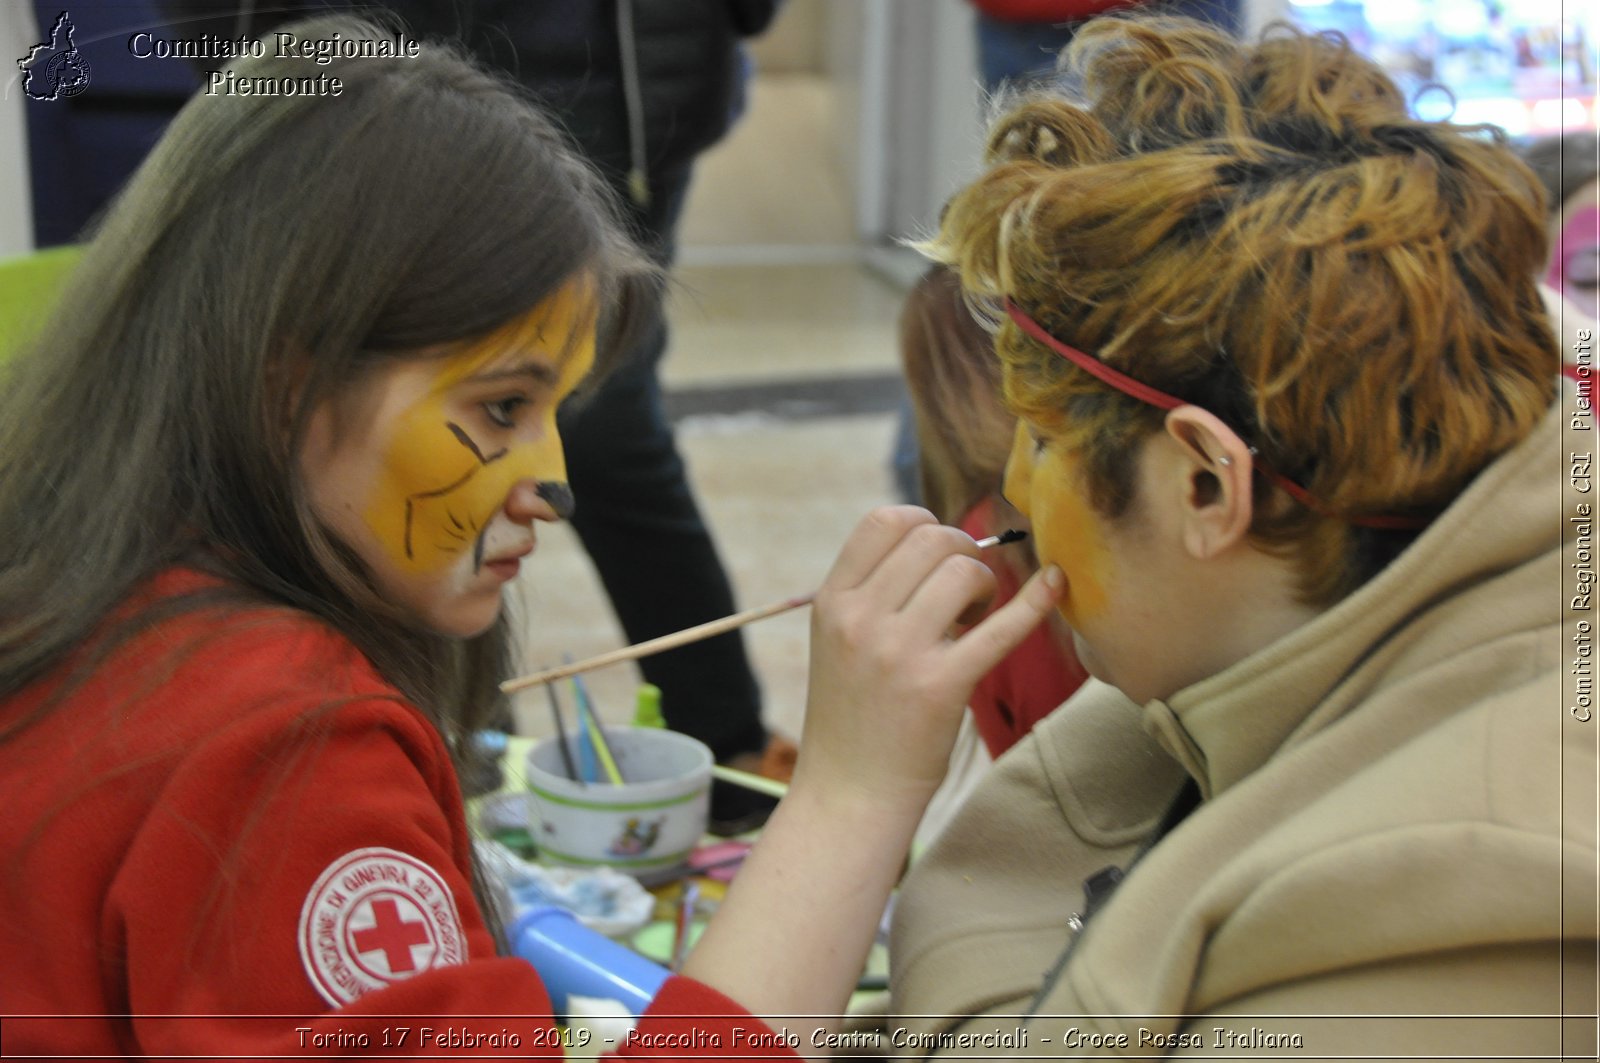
[968,0,1141,22]
[0,569,788,1058]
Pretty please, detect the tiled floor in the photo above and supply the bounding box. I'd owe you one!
[507,75,912,749]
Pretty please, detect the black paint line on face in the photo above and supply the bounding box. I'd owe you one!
[401,421,523,563]
[413,466,477,502]
[536,481,575,520]
[404,467,476,561]
[446,420,509,466]
[447,421,488,463]
[472,525,488,573]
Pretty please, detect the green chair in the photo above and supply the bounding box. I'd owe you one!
[0,245,82,361]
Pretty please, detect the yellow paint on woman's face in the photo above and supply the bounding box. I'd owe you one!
[1003,419,1112,626]
[361,282,596,574]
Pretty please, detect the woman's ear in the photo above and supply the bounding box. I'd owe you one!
[1163,406,1254,559]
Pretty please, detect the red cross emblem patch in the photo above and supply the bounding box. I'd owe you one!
[297,847,467,1006]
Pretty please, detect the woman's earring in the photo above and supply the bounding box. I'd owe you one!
[1217,455,1233,468]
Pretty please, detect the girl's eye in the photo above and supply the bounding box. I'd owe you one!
[1029,431,1048,455]
[483,396,529,429]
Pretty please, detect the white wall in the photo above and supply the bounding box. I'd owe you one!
[1244,0,1291,37]
[0,4,39,256]
[853,0,982,249]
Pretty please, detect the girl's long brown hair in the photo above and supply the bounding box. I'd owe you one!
[0,16,657,935]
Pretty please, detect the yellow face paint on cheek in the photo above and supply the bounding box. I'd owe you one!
[362,390,531,574]
[1006,422,1112,625]
[359,283,597,574]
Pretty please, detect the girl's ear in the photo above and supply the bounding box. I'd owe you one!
[265,353,313,454]
[1163,405,1254,560]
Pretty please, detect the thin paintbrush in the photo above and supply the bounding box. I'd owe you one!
[670,881,699,972]
[710,763,788,800]
[572,671,624,785]
[543,676,584,786]
[501,530,1027,693]
[564,654,602,784]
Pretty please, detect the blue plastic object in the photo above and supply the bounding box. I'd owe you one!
[511,906,670,1016]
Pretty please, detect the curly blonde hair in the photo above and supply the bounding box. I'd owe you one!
[926,16,1559,604]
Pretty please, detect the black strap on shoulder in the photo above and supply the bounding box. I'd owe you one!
[1026,777,1202,1014]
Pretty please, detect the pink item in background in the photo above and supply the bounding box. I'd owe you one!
[687,840,752,882]
[1547,204,1600,318]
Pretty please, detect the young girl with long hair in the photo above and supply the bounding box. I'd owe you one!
[0,17,1059,1055]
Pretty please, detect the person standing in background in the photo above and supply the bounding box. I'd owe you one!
[971,0,1147,92]
[22,0,202,248]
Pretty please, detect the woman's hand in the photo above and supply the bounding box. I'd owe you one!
[795,505,1063,811]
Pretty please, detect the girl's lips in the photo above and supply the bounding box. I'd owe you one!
[486,558,521,581]
[485,544,533,582]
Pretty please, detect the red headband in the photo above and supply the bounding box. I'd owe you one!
[1003,299,1431,531]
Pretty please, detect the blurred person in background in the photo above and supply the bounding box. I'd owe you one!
[899,266,1088,760]
[1521,130,1599,325]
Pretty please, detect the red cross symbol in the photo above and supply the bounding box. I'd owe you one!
[351,897,432,974]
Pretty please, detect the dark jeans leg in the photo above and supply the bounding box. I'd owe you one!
[557,164,768,765]
[1156,0,1240,34]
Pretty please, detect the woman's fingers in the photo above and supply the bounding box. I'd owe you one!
[855,521,985,616]
[822,505,997,618]
[946,564,1065,682]
[821,506,1054,661]
[819,505,937,593]
[898,550,998,638]
[894,560,1062,698]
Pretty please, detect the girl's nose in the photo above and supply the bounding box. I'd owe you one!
[506,479,575,524]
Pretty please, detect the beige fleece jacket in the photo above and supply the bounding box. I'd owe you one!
[890,397,1598,1059]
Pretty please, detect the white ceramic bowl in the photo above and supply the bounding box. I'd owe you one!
[526,728,712,883]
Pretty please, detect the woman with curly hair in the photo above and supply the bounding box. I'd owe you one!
[889,15,1593,1056]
